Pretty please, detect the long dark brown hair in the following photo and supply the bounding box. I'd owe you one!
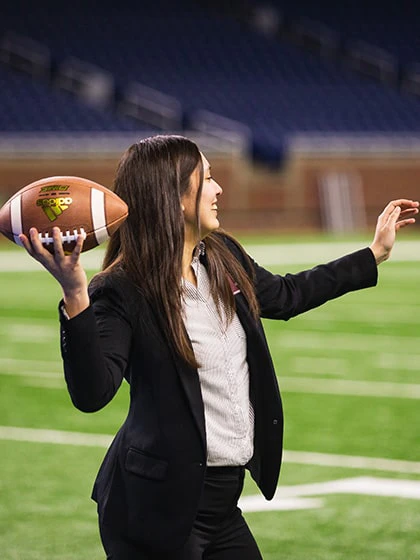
[102,135,259,367]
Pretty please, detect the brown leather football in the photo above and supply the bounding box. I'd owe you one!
[0,176,128,253]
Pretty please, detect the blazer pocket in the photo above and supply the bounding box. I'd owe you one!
[125,447,168,481]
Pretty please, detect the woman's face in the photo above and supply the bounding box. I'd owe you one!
[182,153,223,239]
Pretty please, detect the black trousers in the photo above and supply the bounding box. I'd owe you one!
[99,466,263,559]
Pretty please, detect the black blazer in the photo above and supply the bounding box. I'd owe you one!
[59,236,377,550]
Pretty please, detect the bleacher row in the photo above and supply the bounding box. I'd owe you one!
[258,0,420,69]
[1,0,420,165]
[0,65,143,133]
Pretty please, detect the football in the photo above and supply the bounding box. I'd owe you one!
[0,176,128,253]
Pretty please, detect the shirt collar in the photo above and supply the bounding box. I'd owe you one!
[192,240,206,265]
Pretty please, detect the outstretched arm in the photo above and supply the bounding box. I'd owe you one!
[249,198,418,320]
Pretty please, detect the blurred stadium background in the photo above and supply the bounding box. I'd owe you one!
[0,1,419,559]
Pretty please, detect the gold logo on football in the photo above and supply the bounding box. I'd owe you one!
[36,197,73,222]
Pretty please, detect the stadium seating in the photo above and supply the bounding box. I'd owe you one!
[0,65,147,132]
[2,0,420,164]
[252,0,420,68]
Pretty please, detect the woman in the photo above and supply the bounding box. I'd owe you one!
[20,135,418,559]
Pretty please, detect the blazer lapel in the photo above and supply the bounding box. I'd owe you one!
[233,288,255,333]
[172,353,207,453]
[146,300,207,453]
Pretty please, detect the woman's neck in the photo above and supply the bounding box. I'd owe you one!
[182,238,198,286]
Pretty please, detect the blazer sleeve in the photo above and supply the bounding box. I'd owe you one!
[59,276,134,412]
[252,247,378,320]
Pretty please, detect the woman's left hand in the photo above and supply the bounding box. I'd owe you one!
[369,199,419,264]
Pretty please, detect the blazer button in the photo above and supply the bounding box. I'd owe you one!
[273,419,278,425]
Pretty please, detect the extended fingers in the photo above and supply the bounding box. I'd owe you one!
[29,227,52,257]
[69,232,85,265]
[18,228,55,265]
[18,232,36,258]
[378,200,418,229]
[52,227,65,258]
[392,198,418,207]
[388,204,418,224]
[394,203,418,226]
[398,206,419,219]
[384,199,419,215]
[387,201,418,231]
[396,217,417,230]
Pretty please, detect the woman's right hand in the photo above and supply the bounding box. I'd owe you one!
[19,226,89,318]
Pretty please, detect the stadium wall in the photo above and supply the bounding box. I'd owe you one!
[0,152,419,235]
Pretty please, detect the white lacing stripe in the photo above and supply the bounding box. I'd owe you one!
[91,188,109,245]
[11,196,24,246]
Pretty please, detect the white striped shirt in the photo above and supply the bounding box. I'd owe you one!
[182,258,254,466]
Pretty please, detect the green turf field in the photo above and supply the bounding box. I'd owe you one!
[0,237,419,559]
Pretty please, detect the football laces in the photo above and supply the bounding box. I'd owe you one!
[38,228,87,245]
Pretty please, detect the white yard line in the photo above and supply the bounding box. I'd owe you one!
[20,378,64,389]
[273,331,420,353]
[289,354,420,377]
[0,323,57,341]
[0,370,59,379]
[245,240,420,266]
[299,308,420,325]
[290,353,420,376]
[9,374,420,398]
[239,476,420,511]
[240,496,323,511]
[0,425,419,475]
[283,450,420,475]
[376,353,420,371]
[0,359,63,384]
[11,374,420,397]
[0,249,104,272]
[0,358,60,371]
[1,240,419,272]
[271,476,420,499]
[279,376,420,399]
[0,426,113,447]
[1,358,419,397]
